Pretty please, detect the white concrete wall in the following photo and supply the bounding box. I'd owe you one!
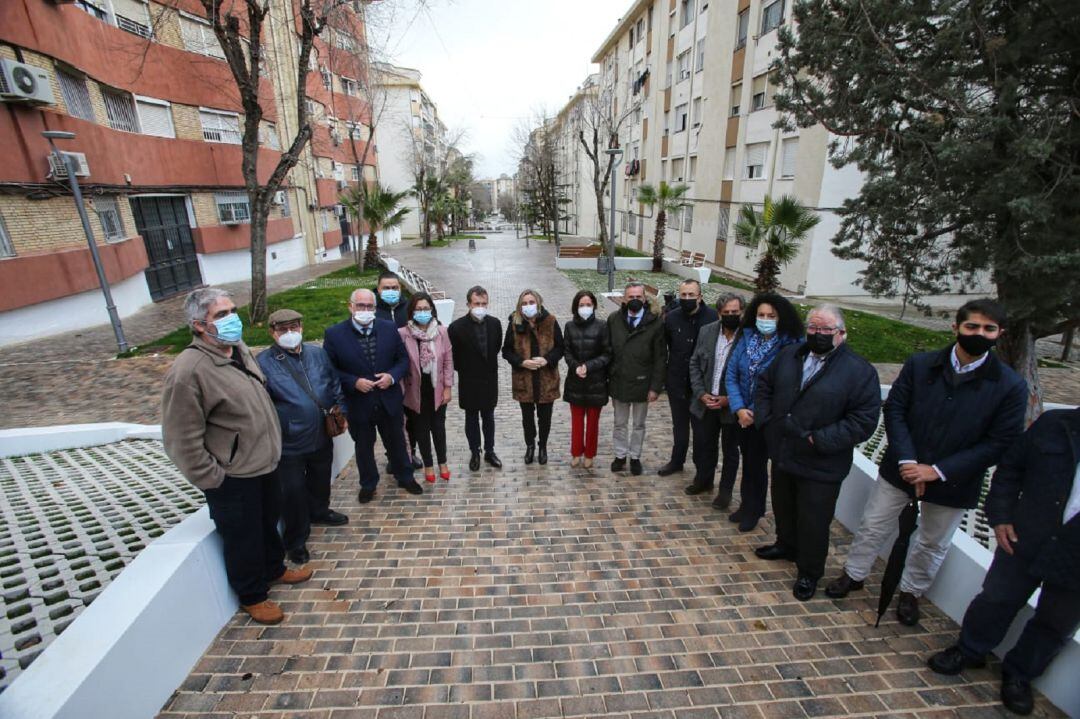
[197,234,307,286]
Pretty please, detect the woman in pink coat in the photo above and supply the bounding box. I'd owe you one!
[398,292,455,482]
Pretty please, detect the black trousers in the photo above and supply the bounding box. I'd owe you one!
[353,403,413,491]
[406,373,448,466]
[277,439,334,553]
[736,425,770,520]
[520,402,553,448]
[203,471,286,606]
[465,408,496,453]
[770,467,843,580]
[668,393,698,467]
[959,547,1080,681]
[691,409,740,492]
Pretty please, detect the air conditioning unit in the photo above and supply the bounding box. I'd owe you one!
[0,59,56,105]
[48,151,90,178]
[273,190,286,205]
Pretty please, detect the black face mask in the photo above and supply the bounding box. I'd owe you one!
[806,332,836,355]
[956,333,996,356]
[720,314,741,330]
[626,298,645,313]
[679,298,698,314]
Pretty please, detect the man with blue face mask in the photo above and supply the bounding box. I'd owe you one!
[375,272,408,327]
[162,288,312,626]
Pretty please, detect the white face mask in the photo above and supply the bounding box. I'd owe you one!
[277,331,302,350]
[470,306,488,320]
[353,310,375,326]
[577,305,594,320]
[521,303,538,319]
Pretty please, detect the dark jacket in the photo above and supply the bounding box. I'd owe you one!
[376,296,409,327]
[725,328,800,414]
[257,343,345,456]
[502,308,564,404]
[756,342,881,483]
[562,315,612,407]
[688,320,740,420]
[986,409,1080,592]
[448,313,502,411]
[322,318,409,426]
[607,306,666,402]
[664,303,719,400]
[881,346,1027,508]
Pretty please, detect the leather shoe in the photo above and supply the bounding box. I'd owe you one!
[792,576,818,601]
[311,509,348,526]
[358,487,375,503]
[287,547,310,565]
[537,446,548,465]
[755,544,796,561]
[711,491,732,510]
[611,457,626,472]
[484,452,503,469]
[399,480,424,495]
[657,463,683,476]
[630,459,643,476]
[469,450,481,471]
[927,645,986,676]
[738,515,759,532]
[684,482,713,495]
[897,591,920,626]
[824,572,864,599]
[524,446,535,464]
[728,507,744,523]
[1001,673,1034,716]
[241,599,284,625]
[273,566,313,585]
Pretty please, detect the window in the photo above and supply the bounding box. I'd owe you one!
[680,0,695,28]
[636,18,644,42]
[94,197,125,242]
[716,207,730,243]
[735,9,749,49]
[200,109,241,143]
[723,148,736,180]
[75,1,107,21]
[730,84,742,116]
[751,74,767,110]
[745,142,768,179]
[761,0,785,34]
[0,214,13,258]
[321,68,332,89]
[333,31,357,53]
[112,0,152,39]
[136,96,174,138]
[340,77,357,96]
[278,190,290,217]
[351,165,360,181]
[780,138,798,178]
[675,103,688,132]
[628,28,634,50]
[58,71,94,122]
[102,89,139,132]
[215,191,250,224]
[672,157,685,181]
[766,71,781,107]
[688,155,698,181]
[692,97,702,127]
[695,39,705,72]
[179,14,226,59]
[629,212,637,234]
[648,5,654,29]
[677,51,690,80]
[261,122,280,150]
[682,204,694,231]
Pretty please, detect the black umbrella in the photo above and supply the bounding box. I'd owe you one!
[875,499,921,627]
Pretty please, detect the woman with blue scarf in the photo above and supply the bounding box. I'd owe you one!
[725,292,803,532]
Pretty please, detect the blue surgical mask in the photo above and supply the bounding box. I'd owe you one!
[521,304,538,319]
[211,313,243,344]
[380,289,400,305]
[413,311,433,325]
[756,318,777,336]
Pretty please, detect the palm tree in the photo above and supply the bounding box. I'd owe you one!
[735,194,821,292]
[340,182,411,270]
[637,182,691,271]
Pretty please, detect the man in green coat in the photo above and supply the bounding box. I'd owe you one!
[607,282,667,475]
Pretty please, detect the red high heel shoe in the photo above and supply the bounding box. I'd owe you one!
[439,466,451,481]
[424,470,436,483]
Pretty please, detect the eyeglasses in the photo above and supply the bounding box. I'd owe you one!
[806,325,842,335]
[352,303,376,311]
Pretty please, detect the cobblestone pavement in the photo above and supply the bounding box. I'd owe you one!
[160,234,1063,718]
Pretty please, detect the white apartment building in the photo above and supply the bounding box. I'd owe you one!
[551,75,603,238]
[373,63,448,238]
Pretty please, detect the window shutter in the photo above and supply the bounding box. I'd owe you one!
[723,148,736,180]
[781,138,798,177]
[746,143,767,171]
[137,99,174,138]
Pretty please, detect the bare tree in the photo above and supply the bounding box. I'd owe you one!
[513,111,563,246]
[403,121,468,247]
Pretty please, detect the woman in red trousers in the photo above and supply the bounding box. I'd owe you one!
[562,290,612,468]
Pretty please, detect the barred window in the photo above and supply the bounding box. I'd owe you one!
[58,71,94,121]
[261,122,281,150]
[102,89,139,132]
[215,191,250,224]
[201,109,241,144]
[0,215,14,258]
[95,197,125,242]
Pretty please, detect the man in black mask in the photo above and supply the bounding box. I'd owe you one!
[825,299,1026,625]
[659,279,718,477]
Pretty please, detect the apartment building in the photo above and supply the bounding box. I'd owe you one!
[476,174,518,218]
[373,63,448,238]
[0,0,375,345]
[583,0,945,297]
[550,75,602,238]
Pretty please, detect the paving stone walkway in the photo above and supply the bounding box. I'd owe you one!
[157,234,1064,718]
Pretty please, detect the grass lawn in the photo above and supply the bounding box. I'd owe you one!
[560,268,952,363]
[138,264,380,354]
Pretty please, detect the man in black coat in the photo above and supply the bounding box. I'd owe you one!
[659,279,719,476]
[826,299,1027,626]
[373,270,421,470]
[753,305,881,600]
[447,285,503,471]
[928,408,1080,716]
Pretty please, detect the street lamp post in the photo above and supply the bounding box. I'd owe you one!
[603,146,623,293]
[43,131,130,354]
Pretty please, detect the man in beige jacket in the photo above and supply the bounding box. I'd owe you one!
[161,287,312,625]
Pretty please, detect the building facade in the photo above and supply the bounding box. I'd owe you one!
[550,75,602,239]
[0,0,376,346]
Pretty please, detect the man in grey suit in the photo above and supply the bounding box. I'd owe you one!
[687,293,745,507]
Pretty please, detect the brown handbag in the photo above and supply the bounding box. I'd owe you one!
[277,350,348,437]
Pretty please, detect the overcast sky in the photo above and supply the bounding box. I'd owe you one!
[374,0,630,179]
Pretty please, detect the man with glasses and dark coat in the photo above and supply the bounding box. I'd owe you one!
[752,304,881,601]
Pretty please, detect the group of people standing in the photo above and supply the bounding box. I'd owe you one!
[161,272,1077,716]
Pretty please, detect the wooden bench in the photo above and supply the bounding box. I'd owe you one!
[558,245,603,258]
[688,252,706,268]
[679,250,692,265]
